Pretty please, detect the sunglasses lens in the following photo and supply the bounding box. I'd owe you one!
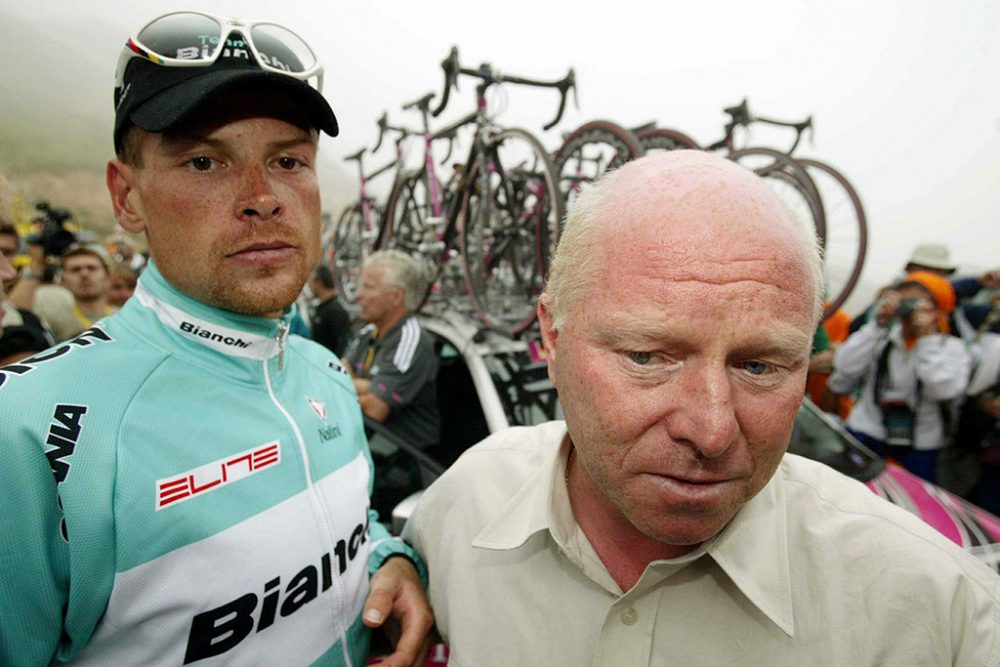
[137,12,223,61]
[250,24,317,74]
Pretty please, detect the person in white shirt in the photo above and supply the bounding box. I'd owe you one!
[404,151,999,667]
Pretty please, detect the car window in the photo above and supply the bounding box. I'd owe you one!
[484,349,563,427]
[788,403,884,482]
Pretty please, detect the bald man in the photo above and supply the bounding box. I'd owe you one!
[404,152,999,666]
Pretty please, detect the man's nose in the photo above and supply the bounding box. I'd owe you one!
[237,165,282,221]
[666,365,739,459]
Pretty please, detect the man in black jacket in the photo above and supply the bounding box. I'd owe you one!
[309,263,352,357]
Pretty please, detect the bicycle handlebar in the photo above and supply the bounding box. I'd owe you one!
[431,45,576,130]
[721,98,814,153]
[723,98,751,126]
[431,47,460,117]
[541,68,576,130]
[344,148,365,163]
[374,111,417,153]
[403,92,437,113]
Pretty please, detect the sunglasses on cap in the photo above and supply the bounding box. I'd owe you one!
[114,11,324,93]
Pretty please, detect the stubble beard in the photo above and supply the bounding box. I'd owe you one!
[206,259,310,318]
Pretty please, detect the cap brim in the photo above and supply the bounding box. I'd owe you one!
[907,260,957,273]
[128,69,338,139]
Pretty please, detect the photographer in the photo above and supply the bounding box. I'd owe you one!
[7,202,77,306]
[828,271,971,482]
[6,203,118,342]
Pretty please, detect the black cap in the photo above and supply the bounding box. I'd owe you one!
[113,32,338,152]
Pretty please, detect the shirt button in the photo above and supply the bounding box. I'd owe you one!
[621,607,638,626]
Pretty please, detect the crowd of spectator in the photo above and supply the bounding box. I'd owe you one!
[808,242,1000,514]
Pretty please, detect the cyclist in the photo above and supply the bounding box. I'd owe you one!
[0,12,430,666]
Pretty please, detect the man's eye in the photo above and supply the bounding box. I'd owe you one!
[277,157,301,170]
[740,361,772,376]
[627,351,653,365]
[189,157,214,171]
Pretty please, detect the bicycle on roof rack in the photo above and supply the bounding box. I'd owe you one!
[378,91,462,269]
[551,119,644,217]
[328,115,412,303]
[384,46,569,337]
[640,99,866,319]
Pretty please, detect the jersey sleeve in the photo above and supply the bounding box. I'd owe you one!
[366,510,429,588]
[0,418,71,665]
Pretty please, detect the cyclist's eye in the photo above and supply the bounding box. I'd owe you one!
[277,157,301,170]
[189,156,214,171]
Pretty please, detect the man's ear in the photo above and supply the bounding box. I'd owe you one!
[537,297,559,387]
[106,159,146,234]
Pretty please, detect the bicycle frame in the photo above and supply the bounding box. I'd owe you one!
[395,85,536,273]
[393,92,471,256]
[347,145,403,246]
[424,132,444,220]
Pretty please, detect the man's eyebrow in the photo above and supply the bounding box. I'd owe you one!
[592,315,812,359]
[732,327,813,361]
[157,130,315,156]
[156,133,222,157]
[268,134,317,151]
[591,316,680,347]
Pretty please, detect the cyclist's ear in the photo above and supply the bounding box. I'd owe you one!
[106,159,147,235]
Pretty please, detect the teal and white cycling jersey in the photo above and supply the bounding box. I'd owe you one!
[0,262,424,666]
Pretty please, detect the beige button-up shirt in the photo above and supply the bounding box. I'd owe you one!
[405,421,999,667]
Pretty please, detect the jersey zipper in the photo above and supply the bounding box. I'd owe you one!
[263,352,354,667]
[276,321,289,371]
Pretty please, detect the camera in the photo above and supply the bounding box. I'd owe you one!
[895,297,920,318]
[26,201,77,257]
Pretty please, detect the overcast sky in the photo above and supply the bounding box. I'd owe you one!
[1,0,997,312]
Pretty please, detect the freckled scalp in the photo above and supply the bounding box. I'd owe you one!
[543,151,822,329]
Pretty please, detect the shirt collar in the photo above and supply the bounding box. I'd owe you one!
[471,420,796,637]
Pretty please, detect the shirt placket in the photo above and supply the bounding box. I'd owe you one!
[593,587,661,667]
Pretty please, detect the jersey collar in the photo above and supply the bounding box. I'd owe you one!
[133,261,294,361]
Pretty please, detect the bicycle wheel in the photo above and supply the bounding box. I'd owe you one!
[798,158,868,319]
[637,127,701,153]
[460,128,563,336]
[330,203,367,303]
[382,169,463,312]
[553,120,643,214]
[381,170,432,256]
[728,147,826,249]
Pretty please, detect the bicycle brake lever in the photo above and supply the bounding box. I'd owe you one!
[569,69,579,111]
[373,112,388,152]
